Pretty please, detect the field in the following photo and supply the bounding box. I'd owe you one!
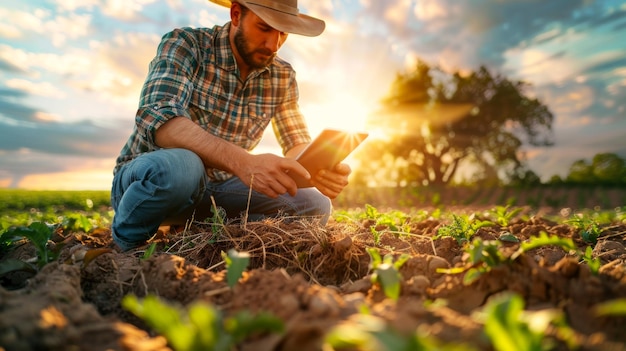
[1,187,626,351]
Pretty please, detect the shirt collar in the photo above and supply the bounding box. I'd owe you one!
[213,22,237,72]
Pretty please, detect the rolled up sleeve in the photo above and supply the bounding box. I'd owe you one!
[135,28,199,147]
[273,76,311,154]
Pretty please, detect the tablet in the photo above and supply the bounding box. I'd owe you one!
[290,129,369,188]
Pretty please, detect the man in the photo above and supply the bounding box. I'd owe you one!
[110,0,351,251]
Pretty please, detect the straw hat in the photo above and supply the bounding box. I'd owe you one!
[208,0,325,37]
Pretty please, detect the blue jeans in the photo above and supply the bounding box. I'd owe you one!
[110,148,332,251]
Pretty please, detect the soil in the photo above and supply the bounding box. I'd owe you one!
[1,206,626,351]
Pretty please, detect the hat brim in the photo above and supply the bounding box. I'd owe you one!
[208,0,325,37]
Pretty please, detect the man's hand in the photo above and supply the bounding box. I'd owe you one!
[310,163,351,199]
[235,153,310,198]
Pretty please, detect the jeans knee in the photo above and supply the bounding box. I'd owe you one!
[296,188,332,218]
[312,193,332,216]
[144,149,205,202]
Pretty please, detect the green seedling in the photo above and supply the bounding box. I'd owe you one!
[0,222,62,280]
[122,294,283,351]
[325,312,477,351]
[142,242,157,260]
[366,247,410,301]
[362,204,412,245]
[595,298,626,316]
[511,231,577,260]
[436,214,493,244]
[479,293,577,351]
[221,249,250,288]
[0,222,58,268]
[580,246,601,275]
[565,214,602,245]
[463,239,507,285]
[440,232,577,285]
[62,212,95,233]
[487,205,522,227]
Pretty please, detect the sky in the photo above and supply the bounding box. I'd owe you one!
[0,0,625,190]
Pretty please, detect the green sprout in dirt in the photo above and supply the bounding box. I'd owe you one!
[364,205,412,245]
[435,213,493,245]
[366,247,410,301]
[62,212,96,233]
[595,298,626,317]
[221,249,250,288]
[487,205,522,227]
[142,242,158,260]
[565,213,602,245]
[335,204,412,245]
[580,246,601,275]
[208,203,227,236]
[324,312,476,351]
[122,294,283,351]
[478,293,577,351]
[440,232,578,285]
[0,222,59,268]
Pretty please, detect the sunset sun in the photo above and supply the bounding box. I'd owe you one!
[302,95,373,137]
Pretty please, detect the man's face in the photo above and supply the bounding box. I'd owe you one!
[233,7,288,70]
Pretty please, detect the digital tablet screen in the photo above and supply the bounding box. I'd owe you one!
[290,129,369,188]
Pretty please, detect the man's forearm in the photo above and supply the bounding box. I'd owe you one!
[154,116,250,174]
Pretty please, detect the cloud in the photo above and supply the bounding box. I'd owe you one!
[355,0,612,73]
[0,7,92,47]
[0,86,127,158]
[0,30,159,110]
[0,93,40,124]
[54,0,100,12]
[527,123,626,179]
[99,0,157,21]
[70,32,160,107]
[0,116,127,158]
[5,79,67,99]
[503,48,579,86]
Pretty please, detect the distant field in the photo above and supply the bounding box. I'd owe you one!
[335,185,626,211]
[0,189,113,228]
[2,186,624,213]
[0,189,111,211]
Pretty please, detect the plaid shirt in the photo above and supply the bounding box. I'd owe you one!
[114,23,311,181]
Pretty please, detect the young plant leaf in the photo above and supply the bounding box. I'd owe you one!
[375,263,402,301]
[142,242,157,260]
[483,294,543,351]
[123,293,284,351]
[222,249,250,288]
[2,222,55,267]
[512,232,576,260]
[595,298,626,316]
[0,258,37,277]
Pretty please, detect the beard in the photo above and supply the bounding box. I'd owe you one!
[233,24,276,69]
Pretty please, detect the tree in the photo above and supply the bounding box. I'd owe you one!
[592,153,626,184]
[565,153,626,185]
[354,60,554,186]
[566,159,595,184]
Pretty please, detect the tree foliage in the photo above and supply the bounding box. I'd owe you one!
[564,153,626,185]
[354,60,554,187]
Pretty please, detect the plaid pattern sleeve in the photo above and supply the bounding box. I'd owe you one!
[272,70,311,154]
[114,28,201,173]
[114,25,311,180]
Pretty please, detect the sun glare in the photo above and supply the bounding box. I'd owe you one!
[302,95,372,137]
[18,170,113,190]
